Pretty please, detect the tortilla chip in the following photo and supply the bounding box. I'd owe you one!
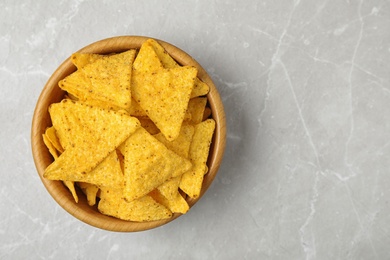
[179,119,215,198]
[71,53,103,69]
[131,66,197,141]
[147,38,209,98]
[60,50,136,111]
[98,187,172,222]
[119,127,192,202]
[44,146,124,189]
[44,100,140,183]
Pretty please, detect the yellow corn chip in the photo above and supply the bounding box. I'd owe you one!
[60,50,136,111]
[132,66,197,141]
[78,182,99,206]
[71,53,103,69]
[147,39,210,98]
[185,97,207,125]
[44,145,125,189]
[98,187,172,222]
[119,127,192,202]
[44,100,140,183]
[50,99,139,148]
[81,50,135,110]
[180,119,215,198]
[63,180,79,203]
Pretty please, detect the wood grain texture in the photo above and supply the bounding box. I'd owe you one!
[31,36,226,232]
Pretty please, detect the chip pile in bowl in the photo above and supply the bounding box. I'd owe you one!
[42,39,215,222]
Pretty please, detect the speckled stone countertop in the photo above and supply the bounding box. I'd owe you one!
[1,0,390,259]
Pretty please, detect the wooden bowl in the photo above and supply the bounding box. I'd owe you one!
[31,36,226,232]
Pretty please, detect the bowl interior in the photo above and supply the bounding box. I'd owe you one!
[31,36,226,232]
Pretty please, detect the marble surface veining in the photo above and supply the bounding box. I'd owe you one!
[1,0,390,259]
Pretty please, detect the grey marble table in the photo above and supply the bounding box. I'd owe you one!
[1,0,390,259]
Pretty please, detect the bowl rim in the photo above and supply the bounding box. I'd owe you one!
[31,35,226,232]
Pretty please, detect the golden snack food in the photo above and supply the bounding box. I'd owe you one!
[32,36,226,231]
[41,39,216,222]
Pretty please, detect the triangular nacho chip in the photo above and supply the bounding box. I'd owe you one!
[119,127,192,202]
[60,50,136,110]
[43,143,125,189]
[132,66,197,141]
[180,119,215,198]
[147,38,209,98]
[81,50,135,110]
[44,100,140,182]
